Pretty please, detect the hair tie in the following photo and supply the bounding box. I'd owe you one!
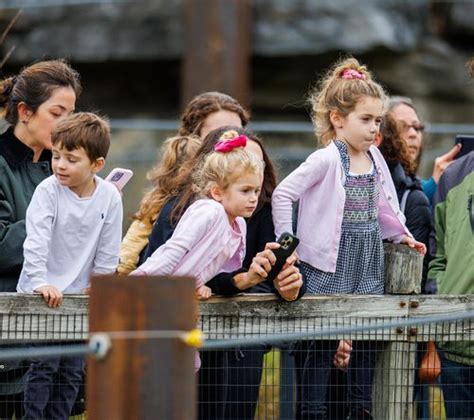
[340,68,366,80]
[214,134,247,153]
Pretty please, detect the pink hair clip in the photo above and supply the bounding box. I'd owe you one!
[340,68,367,80]
[214,134,247,153]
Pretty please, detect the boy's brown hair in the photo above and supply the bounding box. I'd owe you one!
[52,112,111,161]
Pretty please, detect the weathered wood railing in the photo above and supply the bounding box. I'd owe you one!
[0,245,472,419]
[1,293,473,419]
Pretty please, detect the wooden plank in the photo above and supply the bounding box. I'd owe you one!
[199,295,409,341]
[0,293,88,314]
[407,295,474,341]
[0,294,472,342]
[0,294,88,341]
[384,243,423,294]
[373,342,417,420]
[87,275,197,420]
[373,244,423,420]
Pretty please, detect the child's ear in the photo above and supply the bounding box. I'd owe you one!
[91,157,105,173]
[329,110,344,129]
[209,184,223,202]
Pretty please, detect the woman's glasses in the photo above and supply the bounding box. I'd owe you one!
[401,122,426,134]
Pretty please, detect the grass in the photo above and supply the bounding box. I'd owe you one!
[256,349,281,419]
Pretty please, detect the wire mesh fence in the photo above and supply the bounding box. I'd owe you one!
[198,295,474,420]
[0,293,473,419]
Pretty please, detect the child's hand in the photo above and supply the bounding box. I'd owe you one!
[401,235,427,255]
[196,285,212,300]
[35,285,63,308]
[333,340,352,370]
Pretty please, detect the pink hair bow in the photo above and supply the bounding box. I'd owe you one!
[340,68,366,80]
[214,134,247,152]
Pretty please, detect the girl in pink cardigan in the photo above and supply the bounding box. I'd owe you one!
[272,58,426,419]
[131,135,264,300]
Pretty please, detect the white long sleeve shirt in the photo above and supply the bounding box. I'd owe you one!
[17,175,123,293]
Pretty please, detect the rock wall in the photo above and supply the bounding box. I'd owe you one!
[1,0,473,110]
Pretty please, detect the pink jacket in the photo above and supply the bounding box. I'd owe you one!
[132,199,246,287]
[272,142,411,273]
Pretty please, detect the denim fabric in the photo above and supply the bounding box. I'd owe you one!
[23,355,84,420]
[294,340,380,419]
[224,345,268,419]
[294,340,339,419]
[439,354,474,419]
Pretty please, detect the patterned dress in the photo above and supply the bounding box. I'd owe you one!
[301,140,384,295]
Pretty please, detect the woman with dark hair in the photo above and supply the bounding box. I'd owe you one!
[377,114,432,288]
[0,59,81,420]
[178,91,250,139]
[387,96,460,204]
[139,126,305,420]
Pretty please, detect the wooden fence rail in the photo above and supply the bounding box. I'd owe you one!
[0,245,472,419]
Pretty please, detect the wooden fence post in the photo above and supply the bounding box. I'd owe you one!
[182,0,251,108]
[87,275,197,420]
[373,244,423,420]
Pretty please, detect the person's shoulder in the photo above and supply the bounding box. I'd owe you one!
[96,176,121,200]
[188,198,223,216]
[303,143,338,169]
[35,175,59,193]
[407,187,430,207]
[444,152,474,178]
[369,144,387,164]
[439,152,474,193]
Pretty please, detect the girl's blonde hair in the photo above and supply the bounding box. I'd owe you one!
[194,146,264,197]
[134,135,201,221]
[309,57,387,145]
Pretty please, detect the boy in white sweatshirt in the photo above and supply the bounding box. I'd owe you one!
[17,112,122,419]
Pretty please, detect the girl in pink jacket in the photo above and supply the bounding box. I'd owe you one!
[272,58,426,419]
[132,135,264,300]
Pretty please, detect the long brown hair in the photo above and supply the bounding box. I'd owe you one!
[178,92,250,137]
[379,114,417,176]
[134,135,201,222]
[0,59,81,126]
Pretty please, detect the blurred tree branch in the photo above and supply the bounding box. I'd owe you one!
[0,8,22,69]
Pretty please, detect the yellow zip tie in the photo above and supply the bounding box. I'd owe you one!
[182,329,204,348]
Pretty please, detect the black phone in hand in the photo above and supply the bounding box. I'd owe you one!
[266,232,300,282]
[455,135,474,159]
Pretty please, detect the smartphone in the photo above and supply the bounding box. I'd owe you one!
[266,232,300,282]
[455,135,474,159]
[105,168,134,191]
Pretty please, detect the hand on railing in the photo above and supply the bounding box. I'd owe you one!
[196,285,212,300]
[34,285,63,308]
[400,235,427,255]
[273,262,303,301]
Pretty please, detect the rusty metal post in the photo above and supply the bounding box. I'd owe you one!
[182,0,251,108]
[87,275,197,420]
